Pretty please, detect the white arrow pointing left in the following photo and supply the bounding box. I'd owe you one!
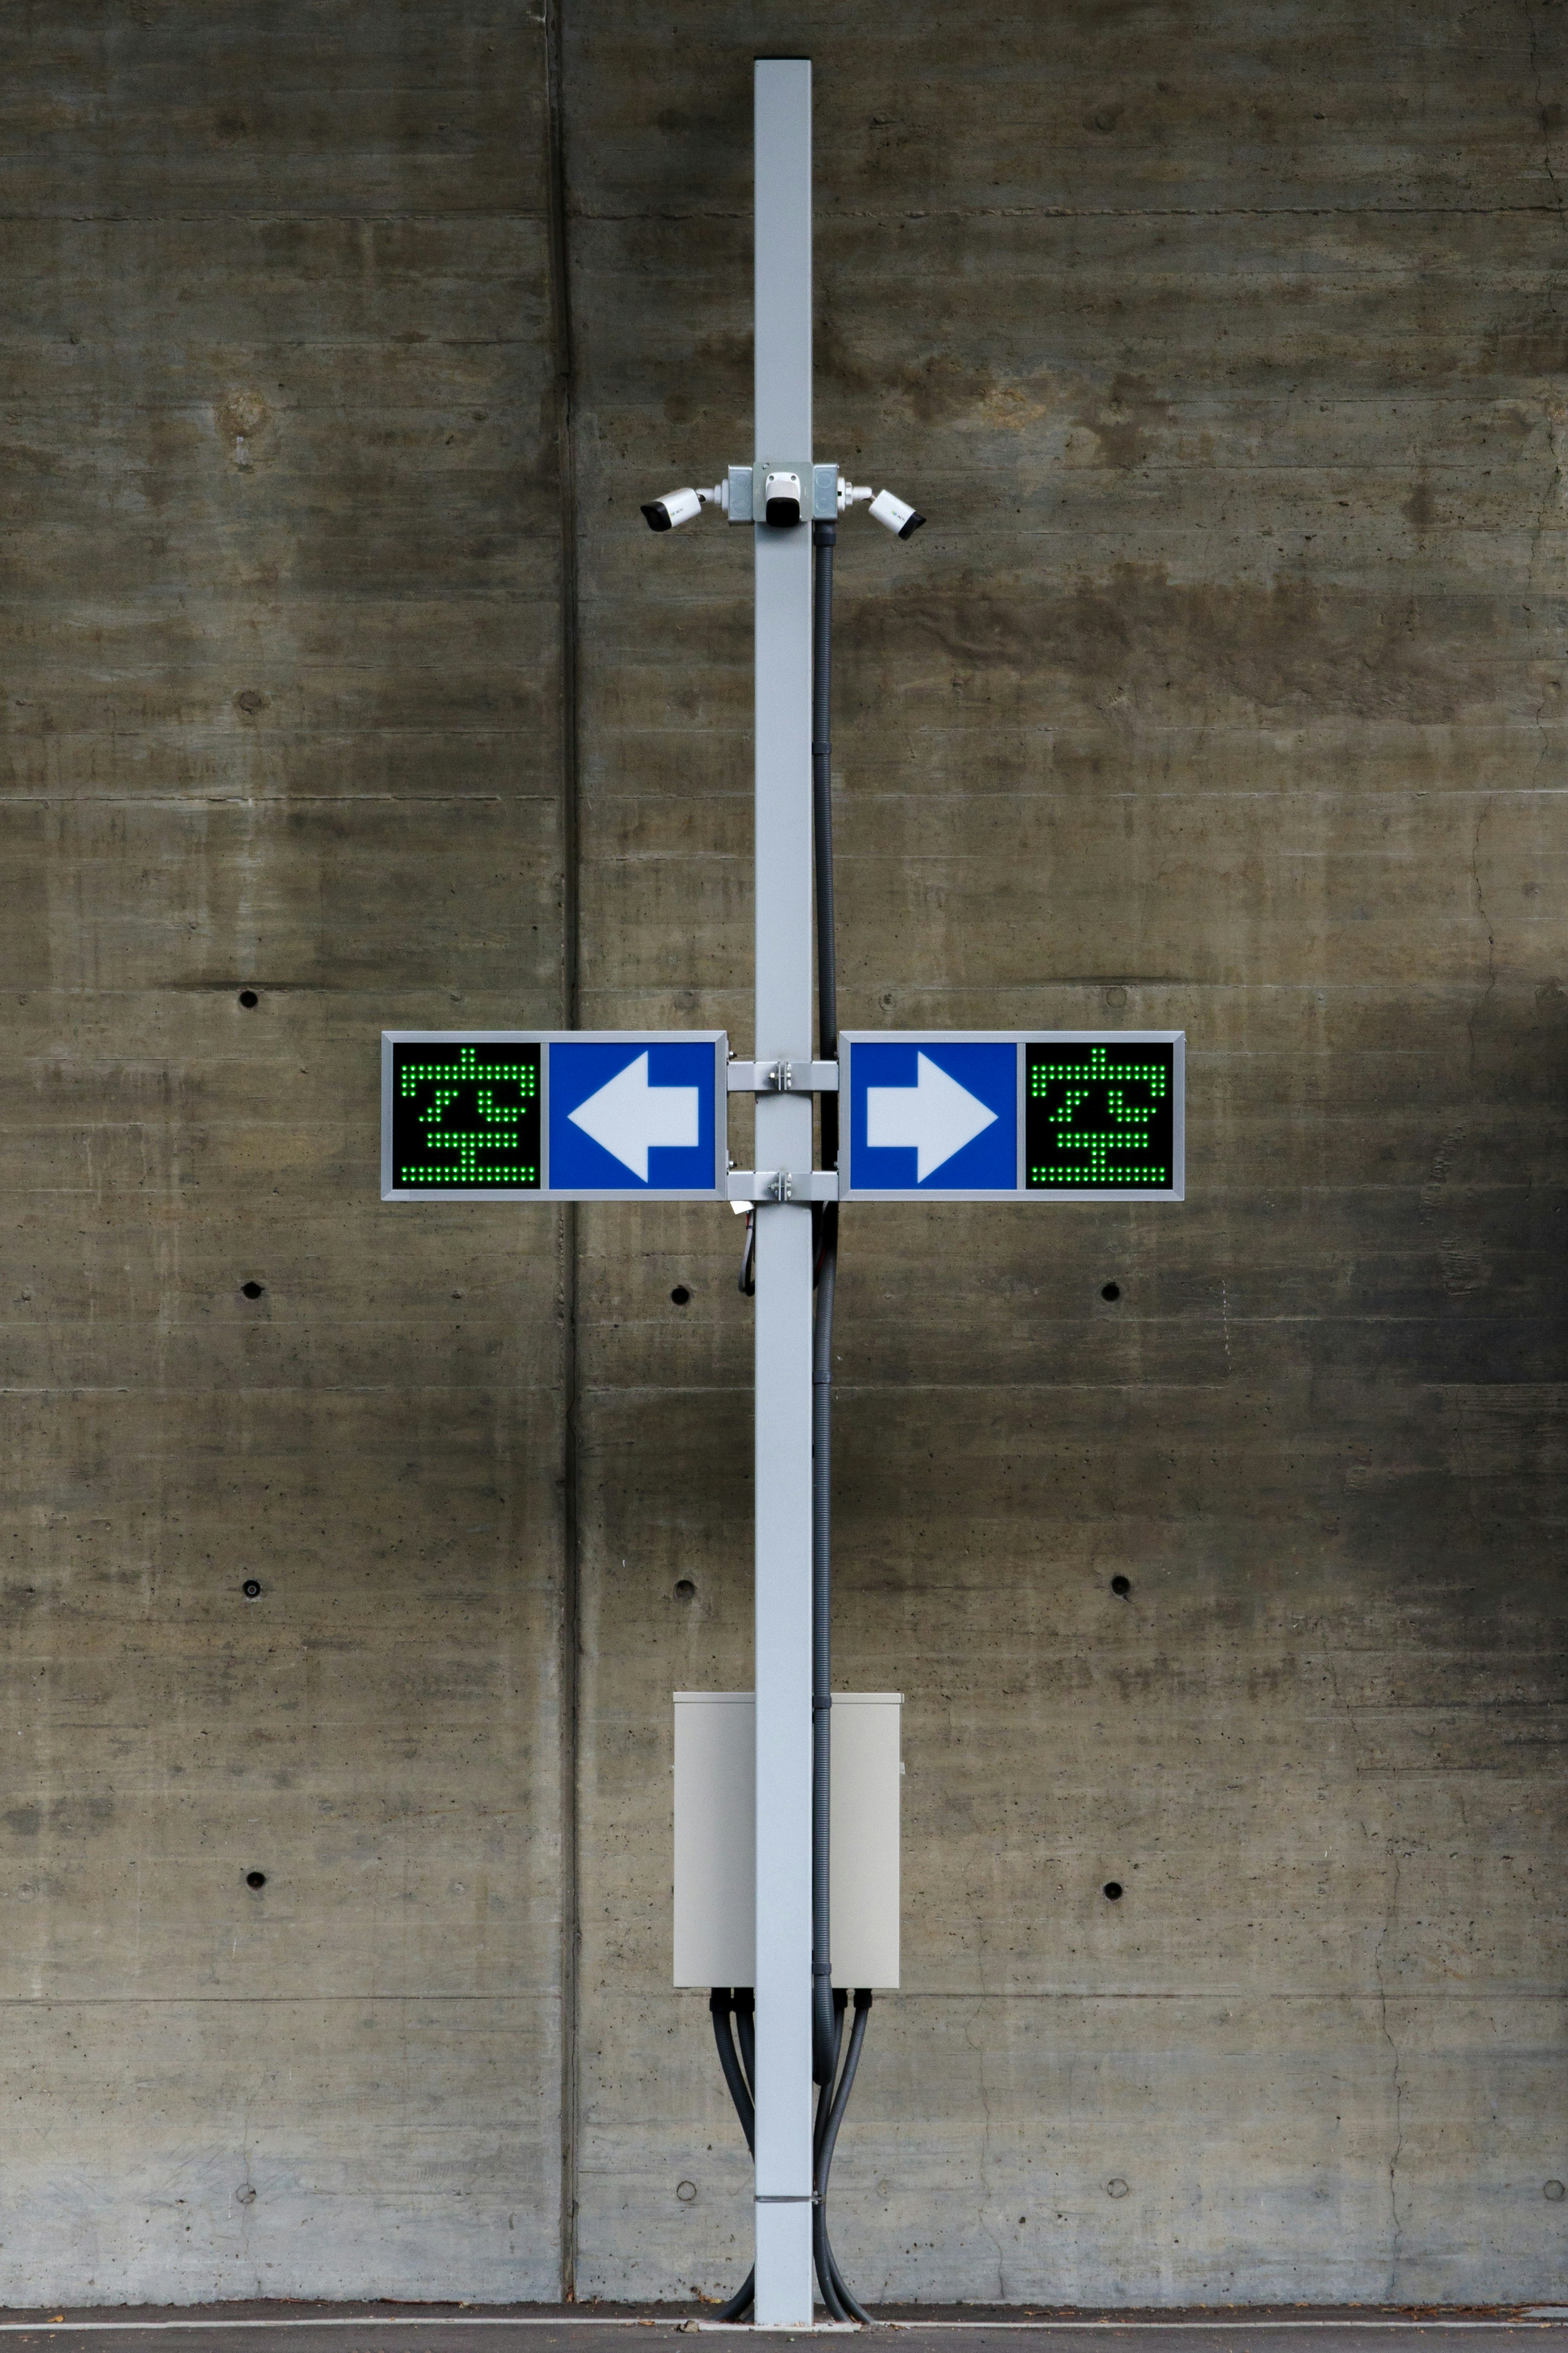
[568,1052,700,1180]
[866,1051,997,1181]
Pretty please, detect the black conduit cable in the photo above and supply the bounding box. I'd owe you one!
[716,2266,756,2323]
[811,513,840,2093]
[817,1990,874,2322]
[812,516,840,1175]
[811,1217,837,2088]
[733,1983,755,2099]
[812,1992,849,2319]
[709,1989,754,2153]
[709,1992,756,2320]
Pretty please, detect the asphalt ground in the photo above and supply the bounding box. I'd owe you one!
[0,2308,1564,2353]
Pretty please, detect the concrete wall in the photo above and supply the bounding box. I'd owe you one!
[2,0,570,2304]
[3,0,1566,2309]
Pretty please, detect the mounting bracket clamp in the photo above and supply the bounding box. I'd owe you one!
[728,1059,839,1094]
[726,462,840,525]
[728,1169,841,1206]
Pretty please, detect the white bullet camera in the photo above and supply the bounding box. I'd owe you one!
[868,488,924,539]
[763,469,804,526]
[641,486,710,531]
[839,481,926,538]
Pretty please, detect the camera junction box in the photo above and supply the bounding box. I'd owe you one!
[673,1692,901,1989]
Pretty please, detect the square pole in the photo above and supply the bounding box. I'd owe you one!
[751,54,817,2329]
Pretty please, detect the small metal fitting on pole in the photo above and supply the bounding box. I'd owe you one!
[728,1169,840,1206]
[727,1059,839,1094]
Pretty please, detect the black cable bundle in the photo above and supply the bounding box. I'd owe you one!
[812,1986,873,2320]
[708,1988,757,2321]
[708,1984,874,2322]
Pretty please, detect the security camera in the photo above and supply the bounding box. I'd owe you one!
[641,482,730,532]
[763,470,803,526]
[642,486,705,531]
[868,488,925,539]
[838,480,927,538]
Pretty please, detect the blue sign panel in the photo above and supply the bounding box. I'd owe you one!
[549,1038,719,1195]
[382,1032,728,1200]
[846,1039,1018,1195]
[840,1032,1185,1201]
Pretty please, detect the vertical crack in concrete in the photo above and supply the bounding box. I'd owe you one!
[1490,10,1568,1088]
[1319,1633,1405,2293]
[1525,0,1567,229]
[1468,796,1497,1081]
[1319,1634,1361,1756]
[963,2002,1006,2299]
[1524,400,1564,680]
[1372,1844,1405,2296]
[1521,0,1566,801]
[1523,398,1564,805]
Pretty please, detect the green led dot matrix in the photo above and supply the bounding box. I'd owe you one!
[1024,1039,1176,1193]
[390,1041,541,1193]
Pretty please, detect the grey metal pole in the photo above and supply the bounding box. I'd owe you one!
[751,54,817,2329]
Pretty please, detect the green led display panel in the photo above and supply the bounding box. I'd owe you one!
[1025,1039,1176,1193]
[390,1041,541,1192]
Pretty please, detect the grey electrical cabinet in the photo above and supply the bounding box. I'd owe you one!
[673,1691,901,1989]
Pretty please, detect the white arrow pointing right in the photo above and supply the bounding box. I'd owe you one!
[865,1052,998,1181]
[568,1051,699,1180]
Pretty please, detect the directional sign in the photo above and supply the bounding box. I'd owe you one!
[382,1032,728,1200]
[853,1039,1017,1193]
[840,1031,1184,1201]
[550,1037,720,1195]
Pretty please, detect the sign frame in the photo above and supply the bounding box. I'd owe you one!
[381,1029,731,1202]
[837,1029,1185,1203]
